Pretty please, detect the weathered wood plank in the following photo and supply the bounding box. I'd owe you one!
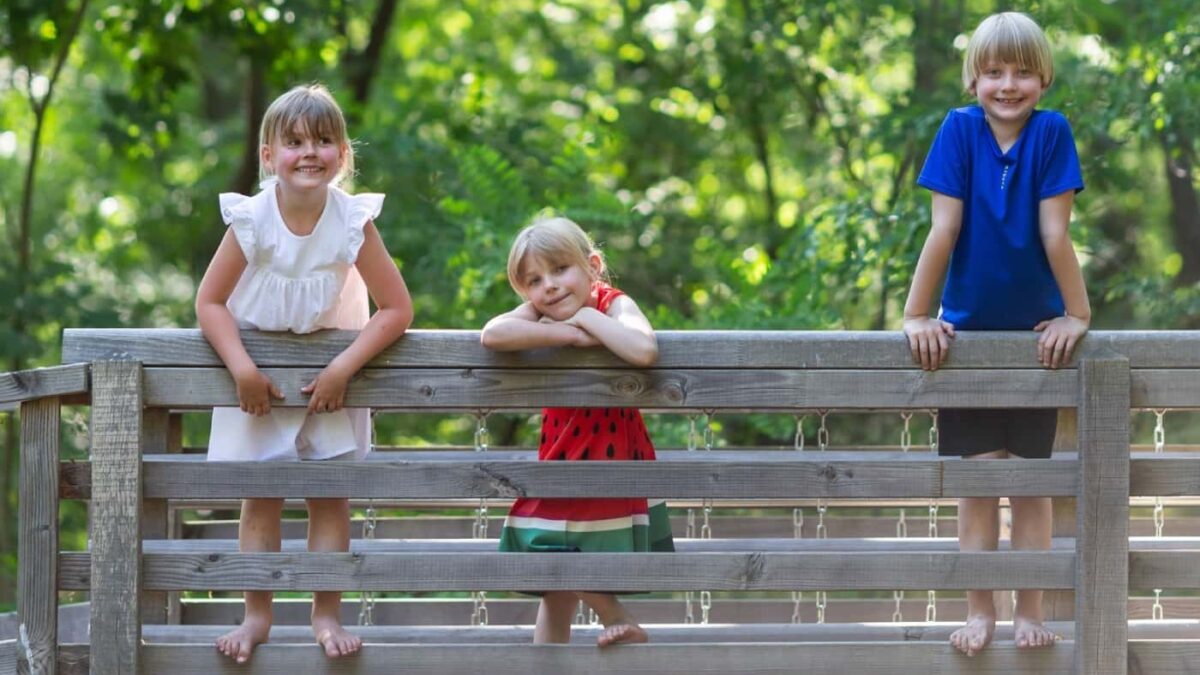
[130,535,1200,554]
[1130,453,1200,496]
[1131,370,1200,408]
[1075,355,1131,675]
[1129,549,1200,589]
[18,398,59,675]
[53,642,1076,675]
[0,639,16,675]
[139,409,174,624]
[57,550,1076,592]
[0,364,87,405]
[1128,640,1200,675]
[87,361,143,675]
[140,367,1078,410]
[61,328,1200,369]
[59,451,1080,499]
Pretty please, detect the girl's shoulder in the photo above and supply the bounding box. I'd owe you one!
[218,182,276,229]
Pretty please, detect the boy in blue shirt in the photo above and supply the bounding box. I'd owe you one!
[902,12,1090,658]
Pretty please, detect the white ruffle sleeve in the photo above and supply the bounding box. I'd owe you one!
[341,193,384,264]
[218,192,257,262]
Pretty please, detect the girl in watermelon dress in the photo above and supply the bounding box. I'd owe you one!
[481,216,674,646]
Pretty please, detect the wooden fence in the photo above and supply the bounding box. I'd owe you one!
[3,328,1200,674]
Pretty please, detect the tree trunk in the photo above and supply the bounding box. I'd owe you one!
[346,0,401,108]
[1161,131,1200,285]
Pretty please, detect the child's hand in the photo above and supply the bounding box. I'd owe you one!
[1034,314,1089,369]
[302,362,353,414]
[234,367,284,416]
[903,317,956,371]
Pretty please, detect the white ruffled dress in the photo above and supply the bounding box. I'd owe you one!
[207,180,382,462]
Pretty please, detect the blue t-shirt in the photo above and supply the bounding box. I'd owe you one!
[917,106,1084,330]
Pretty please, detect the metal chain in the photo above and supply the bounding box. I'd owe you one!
[703,410,715,451]
[1152,409,1168,621]
[470,412,491,626]
[926,410,939,622]
[357,504,378,626]
[791,506,804,623]
[892,412,914,622]
[683,415,698,623]
[816,411,828,623]
[794,414,807,452]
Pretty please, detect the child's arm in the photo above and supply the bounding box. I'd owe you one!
[902,192,962,370]
[196,230,284,416]
[480,303,601,351]
[564,296,658,367]
[302,221,414,413]
[1034,191,1090,369]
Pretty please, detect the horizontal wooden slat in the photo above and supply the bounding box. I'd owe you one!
[141,366,1078,410]
[54,642,1075,675]
[0,363,87,404]
[1131,453,1200,496]
[59,451,1081,499]
[1128,640,1200,675]
[1132,370,1200,408]
[57,550,1076,592]
[1130,549,1200,589]
[61,328,1200,369]
[127,536,1200,554]
[0,639,15,675]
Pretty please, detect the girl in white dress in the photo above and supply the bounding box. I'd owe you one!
[196,84,413,663]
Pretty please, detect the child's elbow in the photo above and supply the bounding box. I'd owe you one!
[630,340,659,368]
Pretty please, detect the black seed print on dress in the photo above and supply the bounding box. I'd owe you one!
[581,447,589,459]
[609,422,617,433]
[554,418,559,427]
[541,433,546,444]
[584,410,590,417]
[604,410,610,417]
[573,426,580,437]
[593,423,600,434]
[606,444,615,458]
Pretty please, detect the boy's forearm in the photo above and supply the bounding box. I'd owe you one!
[1044,234,1091,321]
[903,227,956,319]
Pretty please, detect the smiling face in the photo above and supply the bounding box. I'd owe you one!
[516,253,602,321]
[970,61,1048,128]
[261,121,346,193]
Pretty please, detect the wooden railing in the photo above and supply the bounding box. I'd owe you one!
[3,328,1200,674]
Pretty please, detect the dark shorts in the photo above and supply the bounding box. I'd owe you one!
[937,409,1058,459]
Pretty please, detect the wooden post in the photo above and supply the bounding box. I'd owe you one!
[140,409,173,624]
[1048,408,1078,621]
[89,361,143,675]
[1075,356,1130,674]
[18,397,60,675]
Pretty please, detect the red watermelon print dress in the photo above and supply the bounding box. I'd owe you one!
[498,284,675,554]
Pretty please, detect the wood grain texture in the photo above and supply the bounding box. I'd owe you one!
[57,550,1076,592]
[61,328,1200,369]
[1074,356,1131,675]
[59,451,1080,499]
[87,361,143,675]
[18,399,59,675]
[0,364,87,405]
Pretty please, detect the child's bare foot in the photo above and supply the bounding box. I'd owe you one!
[313,616,362,658]
[949,615,995,657]
[596,622,648,647]
[215,615,271,664]
[1014,616,1058,649]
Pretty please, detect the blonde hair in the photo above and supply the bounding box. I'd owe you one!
[258,84,355,184]
[962,12,1054,91]
[506,216,608,297]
